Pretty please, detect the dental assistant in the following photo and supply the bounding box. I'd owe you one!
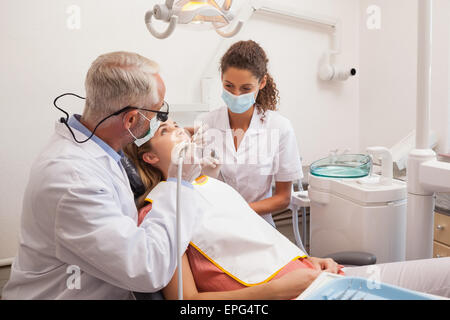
[2,52,202,300]
[201,40,303,227]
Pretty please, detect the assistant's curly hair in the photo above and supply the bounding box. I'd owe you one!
[220,40,280,118]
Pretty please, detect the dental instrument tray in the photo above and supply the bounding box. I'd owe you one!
[310,154,372,179]
[296,272,442,300]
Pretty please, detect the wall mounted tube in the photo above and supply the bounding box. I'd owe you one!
[416,0,433,149]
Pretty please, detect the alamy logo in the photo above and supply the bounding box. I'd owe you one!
[66,265,81,290]
[366,265,382,290]
[366,5,381,30]
[66,5,81,30]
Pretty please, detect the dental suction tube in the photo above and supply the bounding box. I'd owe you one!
[176,155,184,300]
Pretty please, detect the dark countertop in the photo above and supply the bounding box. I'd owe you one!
[435,207,450,216]
[436,193,450,216]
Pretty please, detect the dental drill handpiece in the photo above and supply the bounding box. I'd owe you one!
[211,149,226,181]
[191,124,205,158]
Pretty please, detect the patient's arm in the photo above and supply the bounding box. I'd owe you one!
[162,253,321,300]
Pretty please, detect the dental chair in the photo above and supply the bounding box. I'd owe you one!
[121,156,146,203]
[122,156,376,300]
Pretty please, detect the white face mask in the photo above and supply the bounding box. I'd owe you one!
[221,89,258,114]
[128,112,161,147]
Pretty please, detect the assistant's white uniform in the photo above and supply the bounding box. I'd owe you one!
[200,106,303,226]
[2,121,202,299]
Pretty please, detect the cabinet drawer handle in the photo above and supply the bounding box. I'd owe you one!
[436,225,445,231]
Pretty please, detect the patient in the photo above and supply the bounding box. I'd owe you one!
[124,119,450,300]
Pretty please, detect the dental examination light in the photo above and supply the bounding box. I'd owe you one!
[145,0,244,39]
[146,0,356,84]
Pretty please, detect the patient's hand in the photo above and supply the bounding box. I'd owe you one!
[270,268,321,300]
[306,257,344,274]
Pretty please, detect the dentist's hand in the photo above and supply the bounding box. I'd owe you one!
[137,203,152,226]
[167,141,202,183]
[167,123,213,183]
[191,123,209,150]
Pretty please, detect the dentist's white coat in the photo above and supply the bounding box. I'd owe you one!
[2,121,200,299]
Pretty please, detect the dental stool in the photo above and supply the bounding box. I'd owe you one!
[324,251,376,267]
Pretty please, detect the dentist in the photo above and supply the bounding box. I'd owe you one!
[3,51,202,299]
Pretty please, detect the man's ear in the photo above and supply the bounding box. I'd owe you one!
[123,109,140,130]
[142,151,160,166]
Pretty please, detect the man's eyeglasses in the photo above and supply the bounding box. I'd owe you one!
[114,101,169,122]
[54,93,170,144]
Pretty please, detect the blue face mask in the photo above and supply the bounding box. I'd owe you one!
[222,89,257,114]
[128,112,161,147]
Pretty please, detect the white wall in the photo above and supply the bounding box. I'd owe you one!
[0,0,361,262]
[427,0,450,154]
[359,0,450,154]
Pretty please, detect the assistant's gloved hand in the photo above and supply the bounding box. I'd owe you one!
[191,121,222,178]
[167,140,202,183]
[200,155,222,179]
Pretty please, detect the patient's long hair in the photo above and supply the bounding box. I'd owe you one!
[124,142,163,210]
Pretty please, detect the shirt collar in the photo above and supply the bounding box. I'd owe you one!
[218,106,264,131]
[68,115,123,163]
